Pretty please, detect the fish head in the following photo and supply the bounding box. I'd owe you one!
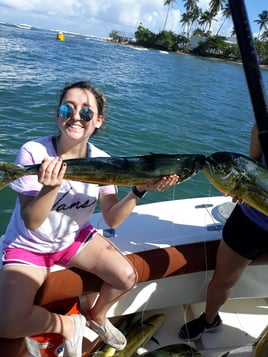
[203,152,246,194]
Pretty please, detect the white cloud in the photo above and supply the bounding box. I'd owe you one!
[0,0,182,37]
[0,0,264,37]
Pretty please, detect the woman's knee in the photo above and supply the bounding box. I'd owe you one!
[120,262,138,291]
[129,265,138,289]
[209,273,236,292]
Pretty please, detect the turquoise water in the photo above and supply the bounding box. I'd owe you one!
[1,23,268,235]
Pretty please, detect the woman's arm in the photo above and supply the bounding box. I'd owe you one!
[99,174,179,228]
[250,123,262,161]
[231,123,262,205]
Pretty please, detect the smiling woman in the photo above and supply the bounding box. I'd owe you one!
[0,80,179,357]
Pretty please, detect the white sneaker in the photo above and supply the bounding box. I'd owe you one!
[88,318,127,350]
[63,314,86,357]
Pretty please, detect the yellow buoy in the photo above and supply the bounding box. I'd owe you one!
[57,32,65,41]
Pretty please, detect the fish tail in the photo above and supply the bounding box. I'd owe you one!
[0,162,26,190]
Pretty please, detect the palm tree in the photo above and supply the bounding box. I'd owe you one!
[254,10,268,39]
[181,0,200,37]
[261,29,268,41]
[180,11,192,38]
[183,0,199,12]
[199,10,217,33]
[209,0,227,16]
[188,5,201,36]
[163,0,177,31]
[216,3,232,35]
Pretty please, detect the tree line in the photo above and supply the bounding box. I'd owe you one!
[109,0,268,65]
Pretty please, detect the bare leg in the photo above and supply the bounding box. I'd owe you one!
[205,240,251,324]
[70,234,137,324]
[0,265,78,340]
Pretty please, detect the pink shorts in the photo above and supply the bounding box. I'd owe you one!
[2,224,97,268]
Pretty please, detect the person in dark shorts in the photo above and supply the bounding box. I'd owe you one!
[179,123,268,340]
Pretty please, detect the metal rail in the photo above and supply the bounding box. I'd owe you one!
[229,0,268,164]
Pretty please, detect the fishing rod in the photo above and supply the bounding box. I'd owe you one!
[228,0,268,165]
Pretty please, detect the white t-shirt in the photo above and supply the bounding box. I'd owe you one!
[2,136,117,253]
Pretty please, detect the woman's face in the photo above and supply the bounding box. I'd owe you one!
[57,87,104,143]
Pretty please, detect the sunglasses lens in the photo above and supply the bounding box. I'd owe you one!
[80,108,94,122]
[59,105,94,122]
[59,104,73,119]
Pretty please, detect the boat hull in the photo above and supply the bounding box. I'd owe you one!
[1,196,268,356]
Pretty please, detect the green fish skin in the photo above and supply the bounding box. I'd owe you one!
[0,154,205,190]
[253,325,268,357]
[203,151,268,216]
[120,314,165,357]
[142,343,202,357]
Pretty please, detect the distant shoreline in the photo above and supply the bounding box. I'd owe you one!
[116,41,268,71]
[179,50,268,70]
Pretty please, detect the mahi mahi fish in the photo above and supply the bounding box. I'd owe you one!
[253,325,268,357]
[142,344,202,357]
[0,154,205,190]
[94,314,166,357]
[118,313,165,357]
[203,151,268,216]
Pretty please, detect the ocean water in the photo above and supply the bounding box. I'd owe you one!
[0,23,268,235]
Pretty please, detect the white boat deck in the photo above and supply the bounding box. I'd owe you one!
[83,296,268,356]
[134,297,268,356]
[91,196,234,253]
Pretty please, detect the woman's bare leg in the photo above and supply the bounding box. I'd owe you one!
[205,240,251,324]
[70,234,137,324]
[0,265,77,340]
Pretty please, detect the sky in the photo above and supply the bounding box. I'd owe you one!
[0,0,267,39]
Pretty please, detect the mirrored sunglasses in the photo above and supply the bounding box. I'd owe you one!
[59,104,95,122]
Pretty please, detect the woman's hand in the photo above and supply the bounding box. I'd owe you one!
[224,193,246,205]
[38,157,66,187]
[136,174,180,192]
